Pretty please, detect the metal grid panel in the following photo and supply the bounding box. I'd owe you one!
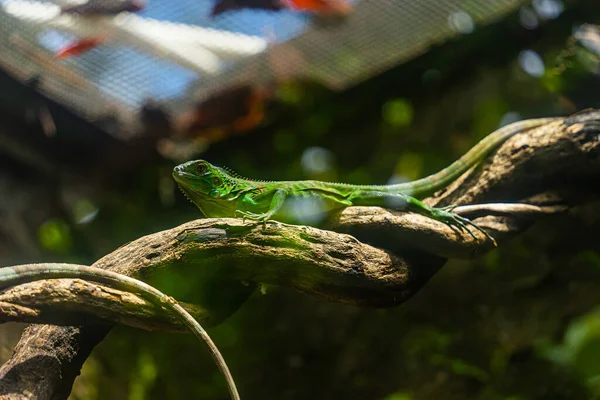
[201,0,527,92]
[0,0,530,132]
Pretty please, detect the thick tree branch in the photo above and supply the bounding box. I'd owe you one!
[1,111,599,399]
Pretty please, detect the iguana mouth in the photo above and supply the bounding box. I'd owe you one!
[172,166,196,183]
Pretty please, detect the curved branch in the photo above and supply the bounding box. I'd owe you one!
[1,111,599,399]
[0,264,240,400]
[0,278,210,332]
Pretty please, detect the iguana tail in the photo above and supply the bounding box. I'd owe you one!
[388,117,562,198]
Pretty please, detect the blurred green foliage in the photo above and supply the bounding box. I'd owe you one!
[128,352,158,400]
[382,98,414,128]
[38,218,72,254]
[383,392,413,400]
[541,306,600,383]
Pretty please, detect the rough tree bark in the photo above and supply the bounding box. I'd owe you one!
[0,111,599,399]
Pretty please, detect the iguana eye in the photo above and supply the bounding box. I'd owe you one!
[212,177,221,186]
[196,163,207,174]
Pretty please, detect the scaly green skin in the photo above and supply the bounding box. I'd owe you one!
[173,118,561,245]
[0,263,240,400]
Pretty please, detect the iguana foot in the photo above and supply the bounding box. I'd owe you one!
[430,208,497,247]
[234,210,269,228]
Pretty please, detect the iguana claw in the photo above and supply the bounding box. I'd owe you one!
[431,208,497,247]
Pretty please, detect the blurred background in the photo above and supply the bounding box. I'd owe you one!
[1,0,600,399]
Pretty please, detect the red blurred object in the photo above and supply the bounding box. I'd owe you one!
[60,0,145,15]
[55,36,105,59]
[211,0,351,16]
[57,1,145,59]
[282,0,352,15]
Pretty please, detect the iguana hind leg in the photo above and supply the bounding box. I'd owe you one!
[350,191,496,246]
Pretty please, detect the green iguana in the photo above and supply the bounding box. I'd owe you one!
[173,117,561,244]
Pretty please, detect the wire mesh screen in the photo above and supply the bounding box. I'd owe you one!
[0,0,530,134]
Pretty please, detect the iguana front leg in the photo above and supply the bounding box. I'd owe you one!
[234,189,287,226]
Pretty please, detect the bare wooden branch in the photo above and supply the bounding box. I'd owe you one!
[1,111,599,399]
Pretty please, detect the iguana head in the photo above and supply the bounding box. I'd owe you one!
[172,160,240,218]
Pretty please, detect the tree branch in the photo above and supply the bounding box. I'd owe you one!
[1,111,599,399]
